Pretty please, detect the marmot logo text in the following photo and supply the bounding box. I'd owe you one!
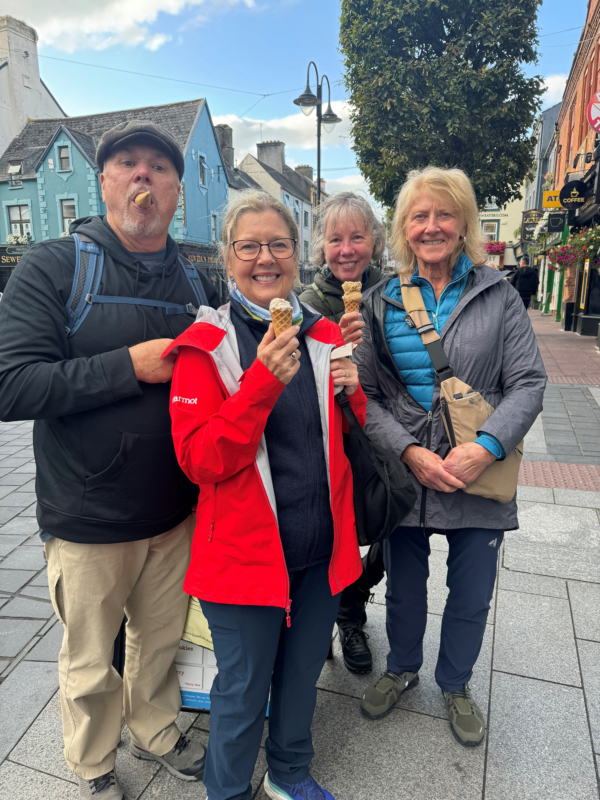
[172,396,197,404]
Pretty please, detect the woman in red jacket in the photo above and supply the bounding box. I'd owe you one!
[166,190,366,800]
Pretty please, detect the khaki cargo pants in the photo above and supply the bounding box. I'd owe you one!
[45,515,194,779]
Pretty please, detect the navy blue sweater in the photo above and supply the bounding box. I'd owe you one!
[230,299,334,572]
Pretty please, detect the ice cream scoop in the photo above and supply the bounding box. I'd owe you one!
[269,297,294,337]
[342,281,362,314]
[134,191,152,209]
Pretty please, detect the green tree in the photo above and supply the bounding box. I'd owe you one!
[340,0,544,208]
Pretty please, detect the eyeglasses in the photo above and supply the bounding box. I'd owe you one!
[232,238,297,261]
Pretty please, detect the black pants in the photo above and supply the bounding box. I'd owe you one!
[336,543,385,626]
[521,295,531,309]
[200,562,340,800]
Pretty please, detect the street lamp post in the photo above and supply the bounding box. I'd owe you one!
[293,61,342,207]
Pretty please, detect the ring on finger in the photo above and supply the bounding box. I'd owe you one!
[345,369,350,378]
[290,351,297,361]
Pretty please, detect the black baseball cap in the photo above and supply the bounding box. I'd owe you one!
[96,120,185,179]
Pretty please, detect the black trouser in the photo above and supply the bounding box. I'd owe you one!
[520,294,531,309]
[336,543,385,626]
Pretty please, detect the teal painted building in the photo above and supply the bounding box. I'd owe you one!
[0,100,229,291]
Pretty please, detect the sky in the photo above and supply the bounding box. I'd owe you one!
[5,0,591,208]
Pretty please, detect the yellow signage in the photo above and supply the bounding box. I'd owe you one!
[543,191,561,209]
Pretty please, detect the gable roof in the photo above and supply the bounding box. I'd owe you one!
[223,162,262,191]
[0,99,204,181]
[242,154,312,203]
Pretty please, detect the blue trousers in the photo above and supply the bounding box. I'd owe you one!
[382,527,503,692]
[200,561,340,800]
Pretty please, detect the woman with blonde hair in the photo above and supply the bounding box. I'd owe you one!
[351,167,546,746]
[166,190,366,800]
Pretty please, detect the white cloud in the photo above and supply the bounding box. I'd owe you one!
[213,102,352,158]
[4,0,254,52]
[543,74,567,107]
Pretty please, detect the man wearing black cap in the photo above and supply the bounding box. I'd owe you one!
[509,255,539,309]
[0,121,220,799]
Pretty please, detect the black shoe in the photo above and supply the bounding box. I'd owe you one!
[338,624,373,674]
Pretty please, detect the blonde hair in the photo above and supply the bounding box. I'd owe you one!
[390,167,486,281]
[220,190,299,272]
[311,191,386,267]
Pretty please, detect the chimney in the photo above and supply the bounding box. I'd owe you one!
[295,165,314,182]
[319,178,326,193]
[215,124,234,168]
[257,141,285,173]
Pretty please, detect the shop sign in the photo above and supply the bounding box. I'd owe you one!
[547,212,566,234]
[521,210,544,243]
[559,180,589,209]
[6,246,28,255]
[543,191,561,209]
[588,92,600,133]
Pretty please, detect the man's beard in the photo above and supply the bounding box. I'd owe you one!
[120,202,163,239]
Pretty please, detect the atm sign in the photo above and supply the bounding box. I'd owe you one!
[543,191,562,209]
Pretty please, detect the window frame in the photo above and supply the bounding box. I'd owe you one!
[199,155,207,187]
[55,193,79,238]
[303,209,309,228]
[3,200,34,241]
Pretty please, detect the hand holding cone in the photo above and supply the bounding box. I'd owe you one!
[269,298,294,337]
[342,281,362,314]
[134,191,152,209]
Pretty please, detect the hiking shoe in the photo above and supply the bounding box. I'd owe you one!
[442,683,485,747]
[360,670,419,719]
[263,770,335,800]
[338,624,373,674]
[78,770,123,799]
[130,732,205,780]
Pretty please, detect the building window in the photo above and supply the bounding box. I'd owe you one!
[481,220,499,241]
[304,210,309,228]
[61,199,76,233]
[303,240,309,262]
[199,157,207,186]
[284,194,290,207]
[8,162,22,188]
[211,214,217,242]
[8,205,31,237]
[567,101,576,167]
[293,198,300,224]
[58,146,70,171]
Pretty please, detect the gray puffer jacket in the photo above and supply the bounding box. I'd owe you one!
[354,265,547,531]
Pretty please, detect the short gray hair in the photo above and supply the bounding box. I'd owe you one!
[311,192,386,267]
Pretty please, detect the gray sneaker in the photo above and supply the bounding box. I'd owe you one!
[130,733,205,781]
[442,683,485,747]
[78,770,123,799]
[360,670,419,719]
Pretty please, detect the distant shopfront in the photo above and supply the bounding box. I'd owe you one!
[179,242,228,306]
[0,247,25,293]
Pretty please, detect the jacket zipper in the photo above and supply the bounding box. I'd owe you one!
[440,398,457,448]
[420,410,433,528]
[209,484,219,541]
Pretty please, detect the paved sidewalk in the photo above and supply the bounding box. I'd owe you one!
[530,310,600,386]
[1,311,600,799]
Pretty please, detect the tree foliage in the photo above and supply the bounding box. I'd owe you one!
[340,0,544,209]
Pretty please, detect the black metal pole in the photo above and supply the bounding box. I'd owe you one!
[316,81,322,207]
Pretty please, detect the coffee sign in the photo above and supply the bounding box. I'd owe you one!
[521,209,544,243]
[559,180,589,209]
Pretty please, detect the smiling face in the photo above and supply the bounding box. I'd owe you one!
[323,212,374,283]
[100,142,181,251]
[227,209,297,309]
[406,194,466,273]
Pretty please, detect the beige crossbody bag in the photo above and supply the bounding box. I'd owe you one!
[399,283,522,504]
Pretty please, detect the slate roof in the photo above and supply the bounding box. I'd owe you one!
[242,155,313,203]
[223,162,262,192]
[0,99,203,182]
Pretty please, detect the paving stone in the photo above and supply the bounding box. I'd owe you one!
[547,445,584,455]
[7,693,73,782]
[18,479,36,493]
[568,581,600,642]
[578,639,600,755]
[0,534,28,556]
[0,485,19,501]
[10,463,37,474]
[253,692,485,800]
[0,761,78,800]
[0,598,6,609]
[485,673,597,800]
[0,546,45,571]
[21,584,50,600]
[0,596,54,619]
[0,457,32,468]
[522,452,557,462]
[0,569,36,593]
[494,590,580,685]
[0,506,24,525]
[0,517,39,536]
[504,540,600,582]
[0,473,32,487]
[0,660,59,761]
[497,570,567,598]
[25,622,62,661]
[28,570,48,588]
[553,489,600,508]
[0,492,37,507]
[513,501,600,549]
[138,729,215,799]
[18,503,38,517]
[523,429,547,453]
[0,618,44,657]
[515,486,554,503]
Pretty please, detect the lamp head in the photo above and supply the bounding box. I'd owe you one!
[322,103,342,133]
[293,82,318,116]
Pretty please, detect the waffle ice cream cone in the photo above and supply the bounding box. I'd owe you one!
[269,298,294,337]
[342,281,362,314]
[134,191,152,208]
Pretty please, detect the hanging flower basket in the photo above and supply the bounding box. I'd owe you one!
[484,241,506,254]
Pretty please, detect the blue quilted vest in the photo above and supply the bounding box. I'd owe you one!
[383,253,474,411]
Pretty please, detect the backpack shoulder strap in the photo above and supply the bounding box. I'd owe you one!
[179,255,209,308]
[65,233,105,338]
[399,283,454,381]
[310,282,343,323]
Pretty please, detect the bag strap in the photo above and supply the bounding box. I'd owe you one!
[179,255,209,308]
[399,283,454,382]
[336,391,368,534]
[66,233,104,338]
[311,283,343,323]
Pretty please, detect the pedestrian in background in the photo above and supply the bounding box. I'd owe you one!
[509,254,539,308]
[167,190,366,800]
[354,166,546,746]
[300,192,386,675]
[0,121,219,799]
